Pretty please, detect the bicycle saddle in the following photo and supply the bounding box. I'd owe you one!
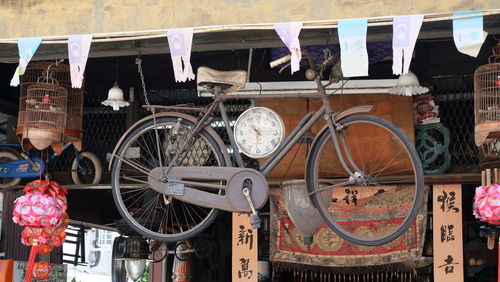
[197,66,247,94]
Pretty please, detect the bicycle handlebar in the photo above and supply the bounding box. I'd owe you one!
[269,49,339,71]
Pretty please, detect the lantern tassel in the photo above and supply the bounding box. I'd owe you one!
[24,245,38,282]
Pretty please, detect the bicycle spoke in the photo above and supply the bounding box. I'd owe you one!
[112,117,225,241]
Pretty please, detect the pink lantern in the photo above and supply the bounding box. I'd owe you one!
[12,192,65,227]
[473,184,500,224]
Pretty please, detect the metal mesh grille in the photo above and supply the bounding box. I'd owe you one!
[49,89,250,178]
[431,74,479,170]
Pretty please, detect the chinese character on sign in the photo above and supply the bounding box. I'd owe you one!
[438,255,459,274]
[440,224,456,243]
[238,258,253,279]
[437,191,459,213]
[343,189,359,206]
[238,225,254,250]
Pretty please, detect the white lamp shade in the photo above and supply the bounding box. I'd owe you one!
[389,71,429,96]
[102,82,130,111]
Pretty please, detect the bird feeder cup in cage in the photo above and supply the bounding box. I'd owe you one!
[474,40,500,167]
[18,76,68,153]
[17,62,84,153]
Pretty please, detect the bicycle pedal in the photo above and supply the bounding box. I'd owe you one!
[249,214,261,229]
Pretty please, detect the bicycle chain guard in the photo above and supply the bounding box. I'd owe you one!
[148,167,269,213]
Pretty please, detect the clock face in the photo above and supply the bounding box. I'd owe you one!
[234,107,285,158]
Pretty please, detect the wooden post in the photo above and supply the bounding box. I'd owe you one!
[232,213,257,282]
[433,184,464,282]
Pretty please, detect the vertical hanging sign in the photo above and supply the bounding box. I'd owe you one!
[453,11,488,58]
[167,28,195,83]
[274,22,303,74]
[433,184,464,282]
[232,213,257,282]
[392,15,424,75]
[338,19,369,77]
[68,34,93,88]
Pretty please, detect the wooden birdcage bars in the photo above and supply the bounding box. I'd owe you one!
[17,62,84,153]
[474,39,500,167]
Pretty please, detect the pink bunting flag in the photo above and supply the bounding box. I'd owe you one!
[167,28,195,83]
[274,22,303,74]
[68,34,93,88]
[392,15,423,75]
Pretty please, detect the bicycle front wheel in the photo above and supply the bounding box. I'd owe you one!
[306,114,424,246]
[111,116,228,242]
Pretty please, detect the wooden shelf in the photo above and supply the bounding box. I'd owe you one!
[2,173,481,191]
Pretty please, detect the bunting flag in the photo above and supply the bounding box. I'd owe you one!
[338,19,369,77]
[392,15,424,75]
[167,28,195,83]
[453,11,488,57]
[68,34,93,88]
[10,37,42,86]
[274,22,303,74]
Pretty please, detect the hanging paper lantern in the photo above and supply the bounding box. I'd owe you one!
[12,180,67,228]
[473,184,500,224]
[21,224,67,247]
[11,180,68,282]
[12,193,65,227]
[32,262,52,280]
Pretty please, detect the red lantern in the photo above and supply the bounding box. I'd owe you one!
[32,262,52,280]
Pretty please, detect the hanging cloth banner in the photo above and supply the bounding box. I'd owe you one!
[338,19,369,77]
[167,28,195,83]
[10,37,42,86]
[392,15,424,75]
[68,34,93,88]
[453,11,488,58]
[274,22,303,74]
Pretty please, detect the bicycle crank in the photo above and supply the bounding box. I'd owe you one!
[148,167,269,213]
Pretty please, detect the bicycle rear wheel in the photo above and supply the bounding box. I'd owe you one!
[111,116,228,242]
[306,114,424,246]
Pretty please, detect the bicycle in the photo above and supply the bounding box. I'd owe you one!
[108,50,424,246]
[0,142,102,187]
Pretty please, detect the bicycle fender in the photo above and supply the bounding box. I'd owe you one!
[0,146,23,158]
[108,111,231,170]
[334,105,373,122]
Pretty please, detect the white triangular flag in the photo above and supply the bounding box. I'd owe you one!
[68,34,93,88]
[392,15,424,75]
[10,37,42,86]
[274,22,303,74]
[167,28,195,82]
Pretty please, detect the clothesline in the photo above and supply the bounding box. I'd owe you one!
[0,9,498,44]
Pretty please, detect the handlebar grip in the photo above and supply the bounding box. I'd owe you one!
[269,54,292,68]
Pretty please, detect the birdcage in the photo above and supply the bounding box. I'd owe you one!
[18,74,68,152]
[475,39,500,167]
[17,62,84,153]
